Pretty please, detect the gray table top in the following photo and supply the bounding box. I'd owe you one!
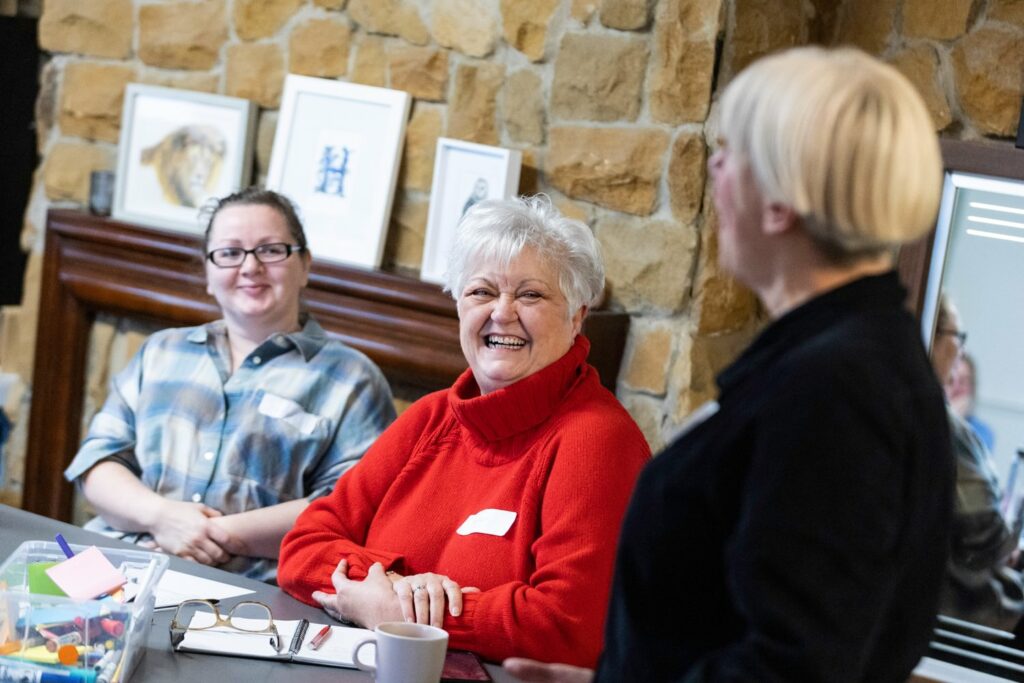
[0,504,514,682]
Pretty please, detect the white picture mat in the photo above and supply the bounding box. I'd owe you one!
[266,75,410,269]
[421,139,522,285]
[113,84,255,234]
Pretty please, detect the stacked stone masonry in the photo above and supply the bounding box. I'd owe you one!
[1,0,1022,503]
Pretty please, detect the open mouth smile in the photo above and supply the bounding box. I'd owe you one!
[485,335,527,350]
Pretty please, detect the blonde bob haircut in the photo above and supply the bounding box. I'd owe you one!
[718,46,942,258]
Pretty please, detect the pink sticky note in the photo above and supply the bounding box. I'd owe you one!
[45,546,127,600]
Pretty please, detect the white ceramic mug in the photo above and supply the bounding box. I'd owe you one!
[352,622,449,683]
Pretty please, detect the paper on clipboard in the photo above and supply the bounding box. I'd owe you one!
[176,615,371,668]
[295,624,372,667]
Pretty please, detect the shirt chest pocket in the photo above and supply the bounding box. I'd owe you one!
[224,392,336,486]
[257,393,322,435]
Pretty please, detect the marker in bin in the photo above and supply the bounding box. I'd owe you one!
[42,630,82,652]
[0,662,97,682]
[0,635,46,655]
[55,534,75,559]
[74,616,125,639]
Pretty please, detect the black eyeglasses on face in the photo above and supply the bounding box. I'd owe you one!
[937,328,967,346]
[206,242,304,268]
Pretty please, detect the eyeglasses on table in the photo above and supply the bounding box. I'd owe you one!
[169,599,282,652]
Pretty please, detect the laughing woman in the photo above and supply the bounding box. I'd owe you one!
[278,196,650,667]
[64,188,396,581]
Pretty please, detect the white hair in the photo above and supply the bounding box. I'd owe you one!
[719,46,942,258]
[443,195,605,315]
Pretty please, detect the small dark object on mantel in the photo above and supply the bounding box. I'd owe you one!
[1016,96,1024,150]
[89,170,114,216]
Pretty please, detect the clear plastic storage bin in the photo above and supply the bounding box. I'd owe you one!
[0,540,168,683]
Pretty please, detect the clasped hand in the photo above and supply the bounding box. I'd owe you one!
[390,570,479,626]
[312,559,478,629]
[140,500,244,566]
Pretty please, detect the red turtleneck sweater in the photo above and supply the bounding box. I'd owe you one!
[278,336,650,667]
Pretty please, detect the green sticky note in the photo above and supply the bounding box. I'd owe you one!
[28,562,66,596]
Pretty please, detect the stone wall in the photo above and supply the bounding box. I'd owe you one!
[0,0,1021,505]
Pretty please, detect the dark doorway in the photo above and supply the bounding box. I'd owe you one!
[0,15,38,305]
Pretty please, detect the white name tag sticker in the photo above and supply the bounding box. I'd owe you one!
[456,509,517,537]
[258,393,319,435]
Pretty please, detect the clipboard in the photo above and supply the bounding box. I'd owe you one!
[172,616,373,668]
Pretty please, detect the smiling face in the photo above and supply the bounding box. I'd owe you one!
[204,203,310,337]
[457,246,585,395]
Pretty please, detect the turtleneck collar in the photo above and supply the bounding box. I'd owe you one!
[448,334,591,442]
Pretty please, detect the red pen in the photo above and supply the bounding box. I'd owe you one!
[308,625,332,650]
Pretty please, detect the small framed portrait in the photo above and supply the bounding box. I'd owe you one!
[266,75,411,269]
[420,138,522,285]
[113,84,257,234]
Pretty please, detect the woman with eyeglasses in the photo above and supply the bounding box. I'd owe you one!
[64,188,396,581]
[932,295,1024,632]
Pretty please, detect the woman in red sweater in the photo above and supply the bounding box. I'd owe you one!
[278,196,650,667]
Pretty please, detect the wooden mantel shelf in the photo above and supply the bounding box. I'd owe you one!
[22,209,629,521]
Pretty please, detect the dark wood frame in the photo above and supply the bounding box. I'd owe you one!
[22,210,628,521]
[897,139,1024,317]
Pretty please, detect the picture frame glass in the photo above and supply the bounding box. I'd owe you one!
[275,93,394,264]
[266,76,410,270]
[421,141,521,284]
[115,86,254,234]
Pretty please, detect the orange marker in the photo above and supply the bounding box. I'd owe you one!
[58,643,80,665]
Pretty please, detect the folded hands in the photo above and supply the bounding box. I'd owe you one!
[311,558,478,629]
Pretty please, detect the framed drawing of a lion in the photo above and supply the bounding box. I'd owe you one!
[113,84,257,234]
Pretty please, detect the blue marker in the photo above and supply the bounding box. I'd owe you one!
[55,534,75,559]
[0,661,97,682]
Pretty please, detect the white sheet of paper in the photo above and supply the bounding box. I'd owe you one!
[456,508,517,537]
[153,569,255,609]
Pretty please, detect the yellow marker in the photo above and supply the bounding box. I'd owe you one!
[9,643,59,664]
[6,644,90,665]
